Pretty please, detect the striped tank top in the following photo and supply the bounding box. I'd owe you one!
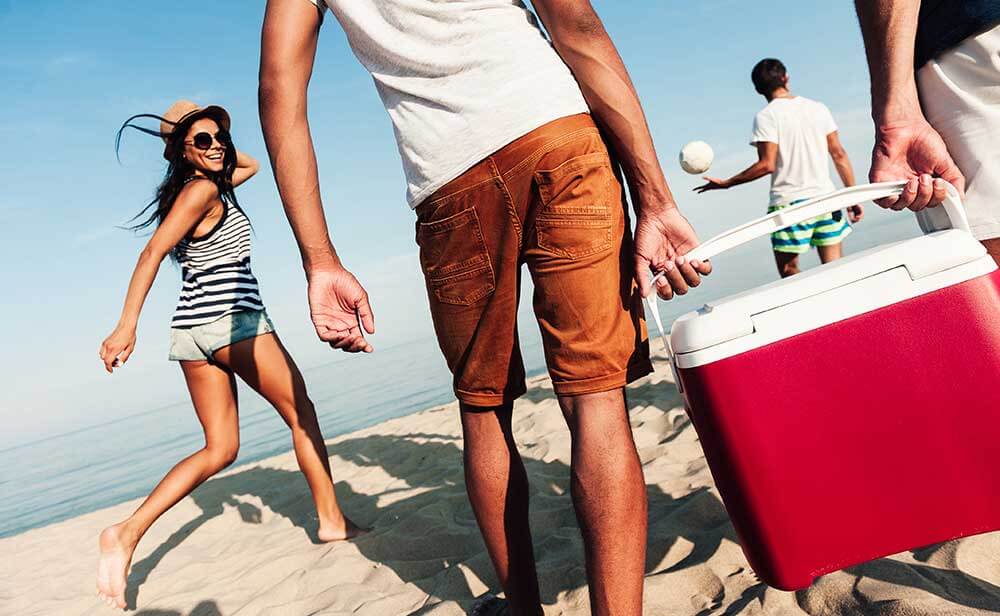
[172,186,264,328]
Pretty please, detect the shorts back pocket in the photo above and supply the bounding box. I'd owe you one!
[534,152,614,260]
[417,207,496,306]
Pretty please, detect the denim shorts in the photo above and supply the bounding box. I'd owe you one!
[413,113,652,407]
[168,309,275,361]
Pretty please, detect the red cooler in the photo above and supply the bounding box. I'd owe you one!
[646,181,1000,591]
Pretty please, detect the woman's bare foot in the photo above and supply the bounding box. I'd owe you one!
[317,514,368,542]
[97,522,137,609]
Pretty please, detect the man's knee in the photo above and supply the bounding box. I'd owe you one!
[558,388,626,428]
[460,402,518,458]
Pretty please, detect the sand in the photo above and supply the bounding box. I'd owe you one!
[3,354,1000,615]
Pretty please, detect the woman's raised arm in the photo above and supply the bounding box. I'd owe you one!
[232,150,260,188]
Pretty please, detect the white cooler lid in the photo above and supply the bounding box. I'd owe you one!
[670,229,995,368]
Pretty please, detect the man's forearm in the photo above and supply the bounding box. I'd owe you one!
[855,0,924,123]
[576,56,675,213]
[833,156,857,187]
[538,8,675,214]
[724,160,773,188]
[259,0,338,274]
[259,79,341,273]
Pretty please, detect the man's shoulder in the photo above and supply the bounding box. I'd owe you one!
[797,96,831,113]
[766,96,830,118]
[753,104,775,122]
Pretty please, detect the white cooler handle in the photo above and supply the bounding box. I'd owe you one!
[684,180,968,262]
[644,181,969,367]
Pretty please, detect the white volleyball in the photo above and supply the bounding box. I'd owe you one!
[679,141,714,174]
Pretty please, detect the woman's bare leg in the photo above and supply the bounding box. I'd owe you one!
[97,360,240,609]
[213,332,363,541]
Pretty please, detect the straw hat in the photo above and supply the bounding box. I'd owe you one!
[160,99,231,159]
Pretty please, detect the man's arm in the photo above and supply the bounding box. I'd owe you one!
[259,0,333,271]
[826,131,864,222]
[694,142,776,193]
[259,0,374,352]
[530,0,710,300]
[827,132,856,188]
[854,0,963,210]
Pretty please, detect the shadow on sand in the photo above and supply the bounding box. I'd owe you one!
[124,379,1000,614]
[134,599,222,616]
[126,438,733,611]
[124,377,733,612]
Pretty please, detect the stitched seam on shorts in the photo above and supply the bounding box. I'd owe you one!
[422,173,500,208]
[501,127,600,181]
[423,127,600,207]
[551,368,629,394]
[489,156,523,247]
[428,255,490,279]
[418,208,497,306]
[534,152,615,260]
[455,385,528,407]
[534,152,612,183]
[550,359,652,395]
[536,226,613,259]
[420,207,484,235]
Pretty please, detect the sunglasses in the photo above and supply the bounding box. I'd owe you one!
[185,130,231,150]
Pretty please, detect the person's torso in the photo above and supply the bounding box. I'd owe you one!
[172,198,263,328]
[315,0,589,207]
[761,97,835,206]
[917,0,1000,68]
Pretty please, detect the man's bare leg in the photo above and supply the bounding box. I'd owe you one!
[460,402,542,616]
[774,251,802,278]
[558,388,646,616]
[983,238,1000,266]
[817,243,843,264]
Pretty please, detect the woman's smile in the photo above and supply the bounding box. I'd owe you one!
[202,149,225,169]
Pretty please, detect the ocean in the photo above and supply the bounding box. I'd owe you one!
[0,213,920,538]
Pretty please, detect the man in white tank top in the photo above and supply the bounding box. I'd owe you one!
[259,2,710,612]
[695,59,864,278]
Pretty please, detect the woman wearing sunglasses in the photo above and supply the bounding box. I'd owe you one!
[96,100,363,610]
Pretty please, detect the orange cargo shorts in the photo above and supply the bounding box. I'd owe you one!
[415,113,653,407]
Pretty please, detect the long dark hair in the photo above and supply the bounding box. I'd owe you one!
[116,112,241,236]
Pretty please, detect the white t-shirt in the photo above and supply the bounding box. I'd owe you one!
[306,0,590,208]
[749,96,838,206]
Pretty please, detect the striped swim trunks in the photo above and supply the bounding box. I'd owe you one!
[768,198,852,254]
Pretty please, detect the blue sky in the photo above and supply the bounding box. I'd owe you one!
[0,1,908,447]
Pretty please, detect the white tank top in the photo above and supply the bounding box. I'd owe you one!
[306,0,590,207]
